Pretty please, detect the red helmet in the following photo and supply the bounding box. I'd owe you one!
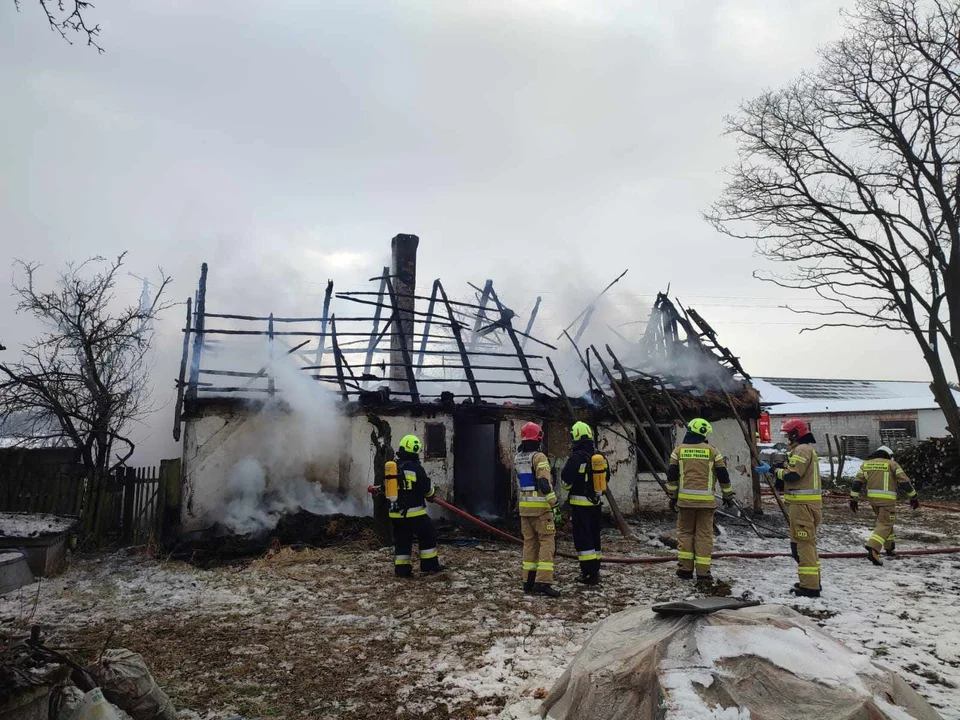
[781,418,810,439]
[520,422,543,442]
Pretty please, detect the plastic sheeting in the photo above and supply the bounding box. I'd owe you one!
[541,603,942,720]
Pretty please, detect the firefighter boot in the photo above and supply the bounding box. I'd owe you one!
[534,583,561,598]
[885,542,896,558]
[523,571,537,594]
[676,569,694,580]
[790,583,821,598]
[865,546,883,566]
[422,564,447,574]
[577,573,600,586]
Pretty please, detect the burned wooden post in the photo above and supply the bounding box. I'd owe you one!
[721,388,789,522]
[267,313,276,395]
[186,263,208,400]
[606,345,670,454]
[330,316,349,402]
[416,279,440,378]
[363,268,389,377]
[488,285,540,400]
[436,281,481,403]
[521,296,542,350]
[469,279,493,352]
[173,296,192,441]
[314,279,334,366]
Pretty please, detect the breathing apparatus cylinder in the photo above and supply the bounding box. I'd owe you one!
[591,454,608,494]
[384,460,399,502]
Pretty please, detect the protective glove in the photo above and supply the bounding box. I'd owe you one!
[755,462,772,475]
[910,497,920,510]
[668,498,677,512]
[552,506,562,526]
[722,494,735,509]
[849,498,858,513]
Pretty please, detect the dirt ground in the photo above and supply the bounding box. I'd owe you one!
[2,502,960,719]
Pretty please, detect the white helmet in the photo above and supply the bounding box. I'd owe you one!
[877,445,894,457]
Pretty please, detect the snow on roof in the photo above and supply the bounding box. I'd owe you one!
[751,378,805,405]
[0,512,77,538]
[759,377,960,414]
[768,396,950,416]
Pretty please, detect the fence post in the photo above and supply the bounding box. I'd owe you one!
[121,468,136,545]
[160,458,182,542]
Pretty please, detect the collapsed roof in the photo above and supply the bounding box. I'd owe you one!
[173,237,758,437]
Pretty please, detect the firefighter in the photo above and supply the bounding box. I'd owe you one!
[515,422,561,598]
[560,421,609,586]
[756,418,822,598]
[850,445,920,566]
[667,418,735,581]
[385,434,443,577]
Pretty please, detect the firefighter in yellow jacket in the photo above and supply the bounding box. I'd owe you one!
[756,418,822,598]
[850,445,920,566]
[667,418,735,582]
[515,422,561,598]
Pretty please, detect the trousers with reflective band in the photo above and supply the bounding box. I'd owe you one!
[389,505,427,519]
[572,504,602,577]
[392,514,439,575]
[521,511,556,584]
[865,506,896,551]
[676,507,714,574]
[789,503,822,590]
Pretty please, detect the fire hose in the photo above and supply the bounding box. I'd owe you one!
[761,490,960,513]
[428,495,960,564]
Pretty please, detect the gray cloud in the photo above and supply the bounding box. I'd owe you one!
[1,0,942,461]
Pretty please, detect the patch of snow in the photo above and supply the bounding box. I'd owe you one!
[0,512,77,537]
[0,550,26,563]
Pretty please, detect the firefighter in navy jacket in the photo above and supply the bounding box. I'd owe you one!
[388,434,443,577]
[560,422,608,585]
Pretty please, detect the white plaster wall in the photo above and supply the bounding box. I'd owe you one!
[181,409,455,532]
[918,408,951,440]
[343,413,455,521]
[181,410,270,532]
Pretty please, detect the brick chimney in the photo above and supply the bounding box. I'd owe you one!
[390,234,419,386]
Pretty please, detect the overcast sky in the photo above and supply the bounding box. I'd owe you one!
[1,1,948,458]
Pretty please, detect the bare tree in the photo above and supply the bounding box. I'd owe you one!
[0,254,172,472]
[12,0,103,53]
[708,0,960,448]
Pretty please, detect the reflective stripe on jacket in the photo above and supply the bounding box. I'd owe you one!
[515,450,556,516]
[668,443,728,509]
[852,458,916,507]
[775,444,821,505]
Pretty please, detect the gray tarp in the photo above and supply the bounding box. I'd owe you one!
[542,603,942,720]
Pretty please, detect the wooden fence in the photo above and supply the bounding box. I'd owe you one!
[0,460,180,546]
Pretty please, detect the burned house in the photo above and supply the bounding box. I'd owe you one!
[172,235,761,536]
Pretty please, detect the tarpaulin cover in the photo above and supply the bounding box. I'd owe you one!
[541,603,942,720]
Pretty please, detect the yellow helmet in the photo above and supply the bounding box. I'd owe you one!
[687,418,713,436]
[571,421,594,441]
[399,434,422,454]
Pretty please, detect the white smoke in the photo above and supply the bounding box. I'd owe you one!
[214,344,369,535]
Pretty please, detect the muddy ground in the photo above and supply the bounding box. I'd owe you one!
[2,502,959,719]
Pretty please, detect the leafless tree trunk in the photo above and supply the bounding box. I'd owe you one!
[0,254,172,472]
[707,0,960,450]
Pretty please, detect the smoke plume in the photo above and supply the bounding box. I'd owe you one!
[214,345,369,535]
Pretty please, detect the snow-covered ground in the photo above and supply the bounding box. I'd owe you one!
[0,511,77,537]
[1,503,958,719]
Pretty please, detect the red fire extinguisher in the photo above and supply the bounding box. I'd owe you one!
[758,413,771,443]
